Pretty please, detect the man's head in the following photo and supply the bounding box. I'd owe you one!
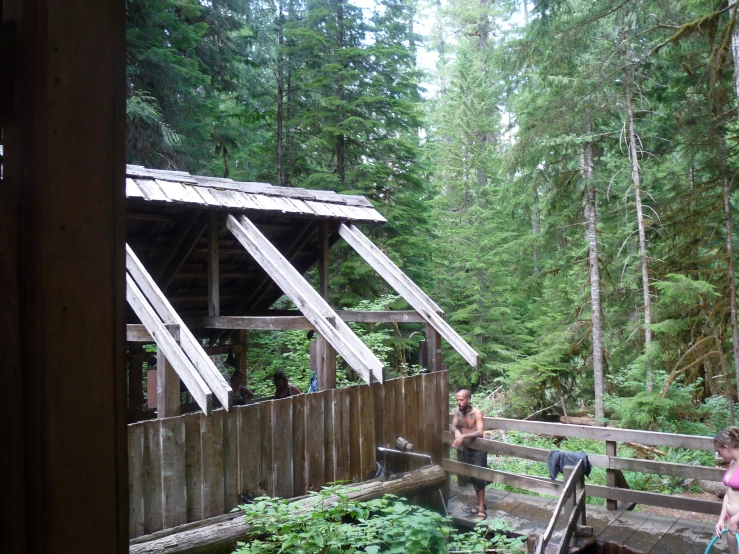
[456,389,472,412]
[273,370,288,389]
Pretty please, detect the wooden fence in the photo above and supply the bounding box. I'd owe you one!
[443,416,723,515]
[128,371,447,539]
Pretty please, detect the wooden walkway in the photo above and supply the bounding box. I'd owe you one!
[448,483,728,553]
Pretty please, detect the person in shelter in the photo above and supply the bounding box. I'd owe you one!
[274,370,301,399]
[452,389,487,520]
[715,427,739,553]
[230,370,254,404]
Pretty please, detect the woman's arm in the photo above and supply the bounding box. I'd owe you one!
[718,490,730,537]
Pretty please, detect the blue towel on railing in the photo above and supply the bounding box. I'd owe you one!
[547,451,591,480]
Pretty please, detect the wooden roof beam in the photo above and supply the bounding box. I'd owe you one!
[126,274,212,414]
[126,244,233,410]
[226,215,384,384]
[156,211,209,290]
[338,223,479,368]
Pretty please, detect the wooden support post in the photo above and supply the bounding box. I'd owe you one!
[319,221,330,301]
[208,212,220,317]
[317,330,337,390]
[237,329,247,378]
[426,320,442,372]
[606,440,618,510]
[128,344,144,418]
[157,325,181,418]
[317,221,336,389]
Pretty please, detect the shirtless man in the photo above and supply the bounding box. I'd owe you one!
[452,389,487,519]
[274,370,301,399]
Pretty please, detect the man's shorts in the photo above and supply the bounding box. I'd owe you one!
[458,446,488,491]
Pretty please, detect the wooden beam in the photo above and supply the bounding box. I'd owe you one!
[126,274,212,414]
[238,220,317,312]
[128,323,180,342]
[426,323,442,372]
[208,212,220,317]
[127,245,233,410]
[475,416,715,451]
[339,224,479,368]
[194,311,425,330]
[198,316,316,331]
[317,221,336,389]
[226,215,384,384]
[319,221,330,300]
[157,327,181,418]
[442,431,724,481]
[157,212,209,290]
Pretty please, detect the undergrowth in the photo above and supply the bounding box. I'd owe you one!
[234,485,524,553]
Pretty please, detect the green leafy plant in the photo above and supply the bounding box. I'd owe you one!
[234,487,523,554]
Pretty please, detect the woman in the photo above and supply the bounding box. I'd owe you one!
[715,427,739,553]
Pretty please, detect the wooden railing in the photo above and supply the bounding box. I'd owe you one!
[535,460,587,554]
[443,416,723,515]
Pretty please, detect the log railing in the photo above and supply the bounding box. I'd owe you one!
[443,417,723,515]
[534,460,586,554]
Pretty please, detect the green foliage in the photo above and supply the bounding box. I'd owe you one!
[234,488,523,553]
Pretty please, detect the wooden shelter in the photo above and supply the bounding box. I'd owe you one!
[124,164,479,421]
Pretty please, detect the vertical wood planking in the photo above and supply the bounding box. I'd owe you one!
[143,420,163,534]
[404,377,419,462]
[129,345,144,418]
[371,381,385,450]
[260,401,275,496]
[128,424,145,538]
[273,397,294,498]
[358,383,376,479]
[184,413,203,522]
[292,394,307,495]
[383,378,398,449]
[430,371,443,464]
[348,386,361,481]
[238,403,262,498]
[160,417,187,528]
[200,409,225,518]
[223,408,239,511]
[337,388,352,482]
[395,377,408,447]
[306,392,326,491]
[324,390,337,483]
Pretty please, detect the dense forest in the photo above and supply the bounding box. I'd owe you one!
[127,0,739,433]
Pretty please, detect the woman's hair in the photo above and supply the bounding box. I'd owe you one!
[714,427,739,448]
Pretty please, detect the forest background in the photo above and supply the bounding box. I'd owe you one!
[127,0,739,435]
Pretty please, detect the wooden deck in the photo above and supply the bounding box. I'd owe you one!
[448,483,728,553]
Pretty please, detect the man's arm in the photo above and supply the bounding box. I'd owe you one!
[289,384,301,395]
[451,409,461,438]
[474,408,484,439]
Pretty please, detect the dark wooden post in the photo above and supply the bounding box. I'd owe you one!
[316,221,336,389]
[606,440,618,510]
[1,0,127,551]
[237,329,248,378]
[208,211,220,317]
[426,316,443,372]
[128,344,144,419]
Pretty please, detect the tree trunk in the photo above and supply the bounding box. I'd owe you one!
[129,465,447,554]
[532,184,541,276]
[276,0,285,186]
[335,0,346,186]
[581,134,605,421]
[720,137,739,421]
[624,61,653,391]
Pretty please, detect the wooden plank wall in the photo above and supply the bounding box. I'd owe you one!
[128,371,447,539]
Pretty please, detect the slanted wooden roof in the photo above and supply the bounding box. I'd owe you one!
[126,165,386,223]
[126,165,385,318]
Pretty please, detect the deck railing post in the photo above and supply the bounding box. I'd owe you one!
[606,440,618,510]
